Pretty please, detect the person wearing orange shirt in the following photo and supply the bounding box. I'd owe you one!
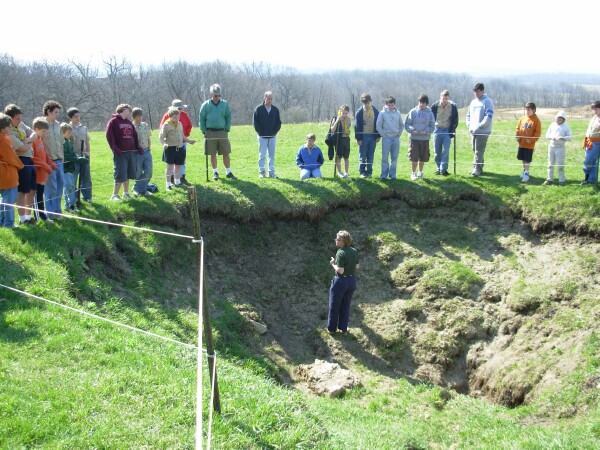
[0,113,25,228]
[515,102,542,183]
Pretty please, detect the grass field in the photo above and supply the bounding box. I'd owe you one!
[0,117,599,448]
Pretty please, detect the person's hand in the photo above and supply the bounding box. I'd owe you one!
[330,257,335,265]
[357,140,362,146]
[188,139,196,145]
[137,148,144,155]
[114,148,123,157]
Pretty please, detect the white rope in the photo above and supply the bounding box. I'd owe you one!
[0,283,197,350]
[0,201,194,239]
[207,350,217,450]
[195,236,205,450]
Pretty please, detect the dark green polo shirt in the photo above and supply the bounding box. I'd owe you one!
[335,246,358,276]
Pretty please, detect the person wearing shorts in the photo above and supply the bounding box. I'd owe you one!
[4,104,38,224]
[159,107,196,191]
[405,94,435,180]
[105,104,143,200]
[199,84,236,180]
[515,102,541,183]
[331,104,352,178]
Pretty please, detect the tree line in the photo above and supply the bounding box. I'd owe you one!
[0,53,596,131]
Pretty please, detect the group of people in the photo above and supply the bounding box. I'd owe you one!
[0,101,91,227]
[2,82,600,228]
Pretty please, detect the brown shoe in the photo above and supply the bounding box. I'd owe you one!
[180,176,192,186]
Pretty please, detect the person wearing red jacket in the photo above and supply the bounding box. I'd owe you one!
[159,99,193,186]
[31,117,57,222]
[0,113,25,227]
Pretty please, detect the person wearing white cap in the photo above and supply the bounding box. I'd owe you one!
[544,110,572,186]
[159,99,193,186]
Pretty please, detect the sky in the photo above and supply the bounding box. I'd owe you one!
[3,0,597,77]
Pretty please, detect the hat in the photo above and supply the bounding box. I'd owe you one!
[592,100,600,109]
[210,84,221,95]
[172,99,187,109]
[556,110,567,120]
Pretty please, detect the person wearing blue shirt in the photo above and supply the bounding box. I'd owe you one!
[296,133,324,179]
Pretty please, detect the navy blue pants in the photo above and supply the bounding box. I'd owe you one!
[328,275,356,332]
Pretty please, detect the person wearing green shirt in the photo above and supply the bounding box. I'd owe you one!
[199,84,236,181]
[327,230,359,334]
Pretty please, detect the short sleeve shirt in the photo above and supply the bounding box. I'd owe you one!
[10,122,33,157]
[70,123,90,155]
[335,246,359,276]
[134,121,152,150]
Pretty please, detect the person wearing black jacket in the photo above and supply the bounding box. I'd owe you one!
[431,90,459,176]
[253,91,282,178]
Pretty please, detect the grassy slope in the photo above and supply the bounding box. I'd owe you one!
[1,118,599,448]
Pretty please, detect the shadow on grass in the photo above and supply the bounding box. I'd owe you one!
[0,254,40,343]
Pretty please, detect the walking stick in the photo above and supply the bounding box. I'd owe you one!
[77,141,83,206]
[453,133,456,175]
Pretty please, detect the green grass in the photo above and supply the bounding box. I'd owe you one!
[0,118,599,448]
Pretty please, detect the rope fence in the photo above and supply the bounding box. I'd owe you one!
[0,192,218,449]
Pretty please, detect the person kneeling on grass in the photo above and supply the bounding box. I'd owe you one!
[159,107,196,191]
[296,133,324,179]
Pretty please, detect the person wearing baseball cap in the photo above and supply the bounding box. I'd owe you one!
[544,110,572,186]
[199,84,236,180]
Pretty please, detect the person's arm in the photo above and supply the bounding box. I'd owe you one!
[564,126,573,142]
[317,148,324,166]
[375,111,384,136]
[296,148,304,168]
[225,103,232,132]
[274,107,282,135]
[253,106,262,135]
[105,120,121,155]
[158,125,167,147]
[330,257,345,275]
[199,105,207,134]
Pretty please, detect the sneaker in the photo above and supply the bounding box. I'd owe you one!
[213,172,219,181]
[269,172,278,179]
[338,172,346,178]
[521,172,529,183]
[132,190,143,197]
[559,181,566,187]
[144,189,154,195]
[441,170,450,176]
[123,193,133,200]
[166,185,173,191]
[411,172,417,180]
[69,206,79,213]
[259,171,265,179]
[542,179,553,186]
[581,180,591,185]
[44,218,54,224]
[344,174,350,179]
[226,172,237,180]
[434,169,441,175]
[110,194,121,201]
[470,170,480,176]
[180,176,192,186]
[417,171,423,179]
[360,173,367,178]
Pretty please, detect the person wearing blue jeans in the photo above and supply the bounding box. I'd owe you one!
[254,91,282,178]
[132,108,153,195]
[296,134,324,179]
[431,90,459,176]
[376,96,403,180]
[355,93,380,178]
[327,230,359,334]
[0,187,18,228]
[582,100,600,185]
[67,108,92,203]
[41,100,65,217]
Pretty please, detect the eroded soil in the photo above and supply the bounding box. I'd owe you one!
[203,198,600,410]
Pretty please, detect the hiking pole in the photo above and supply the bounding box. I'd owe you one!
[205,155,209,182]
[453,132,456,175]
[77,141,83,206]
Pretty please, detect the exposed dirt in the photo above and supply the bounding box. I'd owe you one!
[201,198,600,411]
